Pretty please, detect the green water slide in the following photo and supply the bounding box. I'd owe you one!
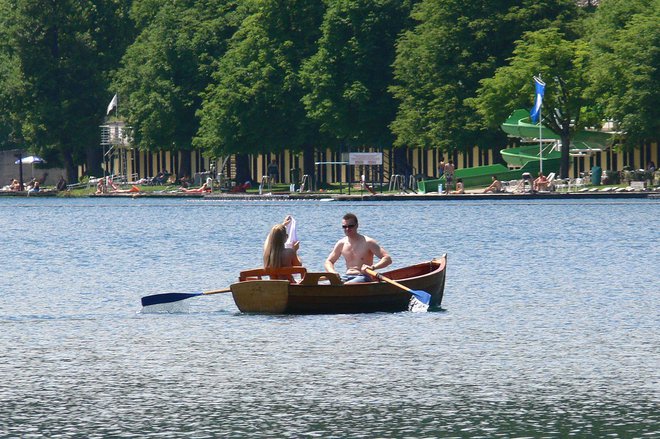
[419,159,550,193]
[501,109,611,154]
[418,109,612,190]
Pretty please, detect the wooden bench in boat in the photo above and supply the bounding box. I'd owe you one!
[239,266,307,283]
[238,266,342,286]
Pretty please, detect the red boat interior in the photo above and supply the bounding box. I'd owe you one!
[383,260,440,281]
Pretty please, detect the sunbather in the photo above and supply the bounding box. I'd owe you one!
[179,182,210,193]
[534,172,549,191]
[451,178,465,194]
[96,179,107,194]
[230,181,251,193]
[483,175,502,193]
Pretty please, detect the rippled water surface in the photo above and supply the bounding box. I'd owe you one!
[1,197,658,437]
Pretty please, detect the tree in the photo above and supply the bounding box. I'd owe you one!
[0,0,133,181]
[470,27,593,178]
[195,0,325,182]
[586,0,659,146]
[0,2,24,151]
[390,0,579,156]
[114,0,240,178]
[300,0,415,150]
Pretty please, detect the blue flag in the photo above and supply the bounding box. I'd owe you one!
[530,76,545,123]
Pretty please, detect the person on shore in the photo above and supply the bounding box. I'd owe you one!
[324,213,392,283]
[27,181,40,194]
[56,176,67,191]
[438,160,445,179]
[451,178,465,194]
[96,178,107,194]
[153,170,168,185]
[179,182,210,193]
[264,215,301,277]
[9,179,20,191]
[268,159,279,184]
[534,172,549,191]
[483,175,502,193]
[443,160,455,194]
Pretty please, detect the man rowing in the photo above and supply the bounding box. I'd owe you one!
[324,213,392,283]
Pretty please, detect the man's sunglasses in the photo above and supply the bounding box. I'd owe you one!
[342,224,357,229]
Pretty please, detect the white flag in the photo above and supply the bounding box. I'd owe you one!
[106,94,118,115]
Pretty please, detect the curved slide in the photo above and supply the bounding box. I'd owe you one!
[441,109,611,188]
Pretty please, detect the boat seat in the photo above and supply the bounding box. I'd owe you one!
[299,272,342,286]
[239,266,307,283]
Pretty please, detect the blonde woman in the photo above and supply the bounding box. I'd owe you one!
[263,216,301,269]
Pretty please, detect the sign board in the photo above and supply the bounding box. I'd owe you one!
[348,152,382,165]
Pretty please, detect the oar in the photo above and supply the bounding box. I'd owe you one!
[141,288,231,307]
[365,268,432,305]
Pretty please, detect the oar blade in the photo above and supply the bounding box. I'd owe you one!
[141,292,201,307]
[410,290,432,306]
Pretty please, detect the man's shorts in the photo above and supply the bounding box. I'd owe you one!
[341,273,374,283]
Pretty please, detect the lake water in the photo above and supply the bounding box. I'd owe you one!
[1,197,658,437]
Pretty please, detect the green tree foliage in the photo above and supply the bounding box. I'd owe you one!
[195,0,325,160]
[0,0,133,180]
[391,0,579,153]
[587,0,659,146]
[300,0,416,149]
[470,28,592,178]
[114,0,240,178]
[0,2,24,150]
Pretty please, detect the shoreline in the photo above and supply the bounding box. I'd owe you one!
[3,190,657,200]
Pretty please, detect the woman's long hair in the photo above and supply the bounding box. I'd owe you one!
[263,224,287,268]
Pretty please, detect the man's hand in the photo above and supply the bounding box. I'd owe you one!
[360,264,374,273]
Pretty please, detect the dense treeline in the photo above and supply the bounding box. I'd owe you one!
[0,0,657,181]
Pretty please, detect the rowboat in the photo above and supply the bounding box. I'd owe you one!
[229,254,447,314]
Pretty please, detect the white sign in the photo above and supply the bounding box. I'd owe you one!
[348,152,382,165]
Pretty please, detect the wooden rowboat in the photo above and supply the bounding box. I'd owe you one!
[229,254,447,314]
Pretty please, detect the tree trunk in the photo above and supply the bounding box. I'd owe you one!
[302,144,315,184]
[235,153,251,183]
[63,150,76,184]
[85,145,104,178]
[178,149,192,181]
[392,147,410,177]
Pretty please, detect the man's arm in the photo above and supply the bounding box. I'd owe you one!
[324,241,343,273]
[362,238,392,272]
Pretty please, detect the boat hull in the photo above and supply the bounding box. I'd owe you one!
[230,255,447,314]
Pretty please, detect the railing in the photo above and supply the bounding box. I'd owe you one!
[259,175,270,194]
[299,174,310,192]
[388,174,404,192]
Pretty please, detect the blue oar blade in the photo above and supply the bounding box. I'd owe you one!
[141,292,202,307]
[410,290,432,306]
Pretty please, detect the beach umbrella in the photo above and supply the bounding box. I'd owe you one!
[15,155,46,165]
[15,156,46,178]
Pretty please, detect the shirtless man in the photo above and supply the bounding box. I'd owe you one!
[325,213,392,283]
[443,160,455,194]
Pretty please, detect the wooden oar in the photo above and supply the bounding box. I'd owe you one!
[365,268,432,305]
[141,288,231,307]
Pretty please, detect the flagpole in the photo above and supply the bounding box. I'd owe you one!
[539,95,543,175]
[533,75,545,175]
